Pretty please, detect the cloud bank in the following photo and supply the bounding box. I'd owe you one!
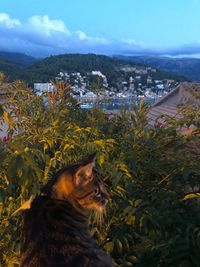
[0,13,199,57]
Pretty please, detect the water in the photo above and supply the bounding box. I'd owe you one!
[79,98,157,111]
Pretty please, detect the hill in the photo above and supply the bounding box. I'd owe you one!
[0,52,188,88]
[0,51,38,81]
[118,56,200,82]
[0,51,38,66]
[19,53,187,86]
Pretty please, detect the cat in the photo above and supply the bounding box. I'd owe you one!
[20,154,115,267]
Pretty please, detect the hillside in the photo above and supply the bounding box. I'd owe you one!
[0,52,188,87]
[0,51,38,66]
[118,56,200,82]
[19,53,187,86]
[0,51,38,81]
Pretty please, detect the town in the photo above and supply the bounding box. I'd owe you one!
[34,64,179,100]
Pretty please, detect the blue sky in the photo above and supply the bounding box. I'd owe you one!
[0,0,200,57]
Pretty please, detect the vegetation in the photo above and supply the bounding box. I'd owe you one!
[20,53,187,86]
[0,52,37,81]
[0,75,199,267]
[0,51,187,85]
[122,56,200,82]
[19,53,138,86]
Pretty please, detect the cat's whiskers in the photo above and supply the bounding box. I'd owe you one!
[94,208,105,228]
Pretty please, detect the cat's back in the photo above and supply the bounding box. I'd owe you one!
[20,196,114,267]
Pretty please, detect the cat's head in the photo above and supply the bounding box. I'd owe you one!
[42,154,109,213]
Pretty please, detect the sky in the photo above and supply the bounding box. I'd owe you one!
[0,0,200,57]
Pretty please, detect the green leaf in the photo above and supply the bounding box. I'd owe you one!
[104,241,114,253]
[7,154,24,181]
[114,239,123,255]
[134,199,143,208]
[98,154,105,166]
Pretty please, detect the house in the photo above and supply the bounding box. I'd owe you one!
[34,83,55,94]
[147,82,200,129]
[148,83,200,195]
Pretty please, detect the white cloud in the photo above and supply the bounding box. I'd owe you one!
[0,13,21,28]
[76,30,107,44]
[1,12,196,57]
[123,39,137,45]
[123,39,147,48]
[0,13,115,56]
[27,15,70,35]
[76,30,87,40]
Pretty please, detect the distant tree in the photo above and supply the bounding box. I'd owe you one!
[89,75,103,94]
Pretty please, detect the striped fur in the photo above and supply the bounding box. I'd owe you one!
[20,155,114,267]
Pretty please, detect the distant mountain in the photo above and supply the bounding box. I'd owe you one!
[19,53,187,86]
[0,52,188,86]
[0,51,38,80]
[117,56,200,82]
[0,51,38,66]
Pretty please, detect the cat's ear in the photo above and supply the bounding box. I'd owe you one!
[73,154,96,187]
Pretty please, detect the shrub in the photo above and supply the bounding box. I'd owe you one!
[0,77,199,266]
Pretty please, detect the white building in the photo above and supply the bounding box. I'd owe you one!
[34,83,55,93]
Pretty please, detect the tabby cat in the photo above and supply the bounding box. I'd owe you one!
[20,154,115,267]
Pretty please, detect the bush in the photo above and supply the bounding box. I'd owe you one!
[0,77,200,266]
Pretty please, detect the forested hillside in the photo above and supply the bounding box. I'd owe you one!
[20,54,187,86]
[120,56,200,82]
[0,51,187,86]
[0,51,38,81]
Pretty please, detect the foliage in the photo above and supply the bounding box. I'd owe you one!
[123,56,200,82]
[88,75,104,94]
[19,54,126,86]
[0,52,37,82]
[115,56,188,82]
[0,77,200,267]
[18,53,186,86]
